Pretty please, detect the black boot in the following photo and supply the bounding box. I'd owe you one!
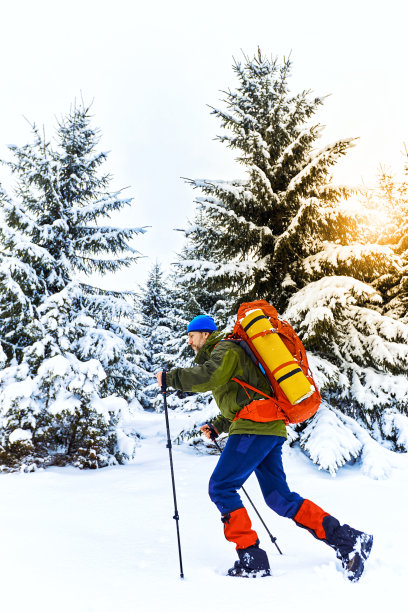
[227,542,271,578]
[335,529,374,582]
[323,518,373,582]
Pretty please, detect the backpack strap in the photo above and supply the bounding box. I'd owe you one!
[249,329,275,341]
[232,377,273,400]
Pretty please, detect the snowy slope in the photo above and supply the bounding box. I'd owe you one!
[0,410,406,612]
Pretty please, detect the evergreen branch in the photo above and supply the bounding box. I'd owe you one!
[286,138,357,199]
[194,196,273,237]
[79,282,136,298]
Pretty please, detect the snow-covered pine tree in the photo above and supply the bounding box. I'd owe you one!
[177,50,358,313]
[284,276,408,477]
[167,269,220,432]
[364,157,408,320]
[174,234,236,331]
[176,50,408,475]
[132,263,216,443]
[133,262,175,412]
[0,104,145,470]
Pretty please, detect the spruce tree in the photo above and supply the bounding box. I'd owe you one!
[135,262,174,411]
[133,263,215,441]
[165,269,218,428]
[178,50,357,313]
[366,159,408,320]
[176,50,408,474]
[0,104,144,470]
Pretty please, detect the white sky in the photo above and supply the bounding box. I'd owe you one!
[1,0,407,290]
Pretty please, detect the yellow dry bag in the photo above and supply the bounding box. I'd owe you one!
[241,308,314,405]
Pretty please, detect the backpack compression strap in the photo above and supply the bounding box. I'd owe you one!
[231,377,288,424]
[232,377,273,400]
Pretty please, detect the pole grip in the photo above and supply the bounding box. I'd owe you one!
[161,369,167,393]
[207,422,218,441]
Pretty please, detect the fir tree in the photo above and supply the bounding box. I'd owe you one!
[135,262,174,411]
[285,276,408,474]
[0,104,145,470]
[165,269,218,428]
[364,158,408,320]
[133,262,215,436]
[176,50,408,473]
[177,50,357,314]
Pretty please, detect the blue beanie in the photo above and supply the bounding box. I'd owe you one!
[187,315,217,333]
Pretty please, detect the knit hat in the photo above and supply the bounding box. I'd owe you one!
[187,315,217,333]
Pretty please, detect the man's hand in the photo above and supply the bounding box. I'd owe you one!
[156,371,163,387]
[200,423,219,440]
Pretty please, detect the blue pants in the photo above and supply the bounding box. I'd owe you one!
[209,434,360,556]
[209,434,303,518]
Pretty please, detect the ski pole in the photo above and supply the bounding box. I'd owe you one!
[162,370,184,579]
[206,423,283,555]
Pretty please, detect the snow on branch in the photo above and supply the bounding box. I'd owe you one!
[286,138,356,196]
[195,196,273,237]
[299,403,362,476]
[382,408,408,452]
[273,197,315,255]
[249,164,278,200]
[188,178,249,200]
[174,258,263,283]
[302,243,401,279]
[273,127,321,171]
[332,408,405,479]
[286,276,408,378]
[70,193,134,223]
[74,226,144,255]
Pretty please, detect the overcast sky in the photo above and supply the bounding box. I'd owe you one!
[1,0,407,291]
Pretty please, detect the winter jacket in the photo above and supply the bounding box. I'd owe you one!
[166,331,287,438]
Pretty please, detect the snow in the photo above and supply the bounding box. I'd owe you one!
[302,242,401,278]
[300,404,362,475]
[382,409,408,451]
[286,138,356,195]
[195,194,273,236]
[0,410,406,612]
[8,427,32,443]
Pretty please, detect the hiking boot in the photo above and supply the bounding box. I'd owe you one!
[227,560,271,577]
[227,543,271,578]
[336,532,374,582]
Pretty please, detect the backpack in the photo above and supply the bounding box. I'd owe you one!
[226,300,321,425]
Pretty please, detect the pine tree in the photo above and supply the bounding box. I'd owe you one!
[176,50,408,473]
[175,237,235,331]
[132,262,215,440]
[0,104,145,470]
[284,276,408,475]
[177,50,359,314]
[365,157,408,320]
[134,262,174,411]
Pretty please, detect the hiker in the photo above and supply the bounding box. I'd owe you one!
[156,312,373,581]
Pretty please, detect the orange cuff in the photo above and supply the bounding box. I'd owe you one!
[294,499,329,540]
[222,507,259,550]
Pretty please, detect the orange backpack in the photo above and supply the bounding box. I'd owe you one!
[226,300,321,425]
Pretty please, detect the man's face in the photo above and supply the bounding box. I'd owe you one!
[188,331,210,354]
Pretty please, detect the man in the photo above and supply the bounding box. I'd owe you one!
[156,314,373,581]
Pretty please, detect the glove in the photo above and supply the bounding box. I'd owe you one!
[200,422,219,440]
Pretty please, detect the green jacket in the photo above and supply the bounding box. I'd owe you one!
[166,331,287,438]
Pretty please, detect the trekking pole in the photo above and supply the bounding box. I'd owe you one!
[162,370,184,579]
[206,423,283,555]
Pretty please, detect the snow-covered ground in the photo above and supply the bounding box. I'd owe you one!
[1,410,407,612]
